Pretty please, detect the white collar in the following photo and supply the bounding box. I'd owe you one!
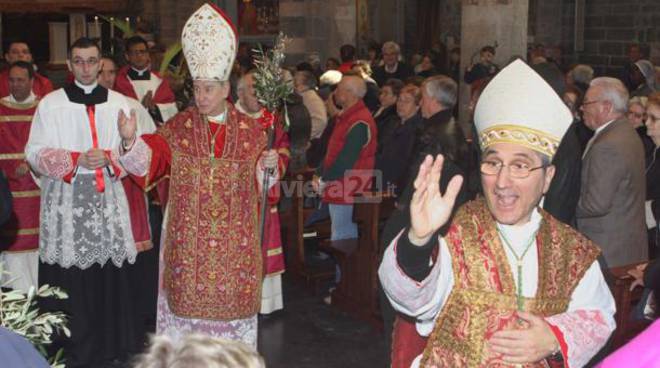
[594,119,616,136]
[496,208,542,252]
[131,66,150,76]
[384,62,399,74]
[4,91,36,104]
[74,80,98,94]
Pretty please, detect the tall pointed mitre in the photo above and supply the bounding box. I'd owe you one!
[181,3,237,81]
[474,59,573,158]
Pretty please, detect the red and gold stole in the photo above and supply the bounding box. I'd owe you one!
[421,198,599,368]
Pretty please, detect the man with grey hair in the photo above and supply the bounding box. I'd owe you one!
[414,75,469,174]
[294,70,327,139]
[373,41,413,86]
[578,77,648,268]
[567,64,594,93]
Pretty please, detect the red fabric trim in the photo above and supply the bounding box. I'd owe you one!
[208,3,238,46]
[62,152,80,183]
[85,105,105,192]
[391,315,428,368]
[141,134,172,187]
[547,322,570,368]
[113,67,139,100]
[104,150,122,177]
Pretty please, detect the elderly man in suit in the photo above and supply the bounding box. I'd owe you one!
[577,77,648,268]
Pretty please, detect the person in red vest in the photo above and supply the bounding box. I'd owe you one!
[0,41,53,99]
[114,36,178,125]
[0,61,40,292]
[313,75,377,303]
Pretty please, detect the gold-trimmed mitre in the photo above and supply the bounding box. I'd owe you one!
[474,59,572,158]
[181,3,237,81]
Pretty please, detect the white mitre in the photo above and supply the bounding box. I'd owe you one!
[474,59,573,158]
[181,3,237,81]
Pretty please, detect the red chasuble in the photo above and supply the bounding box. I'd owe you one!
[0,70,53,99]
[136,104,268,320]
[0,99,40,251]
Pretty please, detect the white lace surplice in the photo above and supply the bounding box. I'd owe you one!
[39,173,136,269]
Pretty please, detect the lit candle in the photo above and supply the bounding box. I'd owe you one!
[126,17,130,28]
[94,16,100,38]
[110,17,114,53]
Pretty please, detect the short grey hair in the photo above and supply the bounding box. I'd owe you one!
[382,41,400,55]
[134,334,265,368]
[569,64,594,86]
[422,75,458,107]
[590,77,629,114]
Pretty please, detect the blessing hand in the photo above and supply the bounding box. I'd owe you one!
[408,154,463,245]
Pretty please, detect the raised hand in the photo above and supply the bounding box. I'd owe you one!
[118,109,138,143]
[409,154,463,245]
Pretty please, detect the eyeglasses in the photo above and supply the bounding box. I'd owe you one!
[71,58,99,67]
[480,160,547,179]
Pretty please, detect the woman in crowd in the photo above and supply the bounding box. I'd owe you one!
[644,92,660,258]
[415,54,438,79]
[628,96,655,159]
[374,78,404,152]
[375,84,423,196]
[631,59,657,97]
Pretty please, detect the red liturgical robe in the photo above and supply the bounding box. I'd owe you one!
[126,104,270,320]
[0,99,40,251]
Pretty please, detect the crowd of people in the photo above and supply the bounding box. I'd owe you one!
[0,3,659,368]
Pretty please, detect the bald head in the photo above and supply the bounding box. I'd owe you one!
[334,75,367,109]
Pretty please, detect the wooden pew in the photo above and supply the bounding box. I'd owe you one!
[279,169,334,293]
[608,261,653,349]
[319,191,396,330]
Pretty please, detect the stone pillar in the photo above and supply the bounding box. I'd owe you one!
[458,0,529,136]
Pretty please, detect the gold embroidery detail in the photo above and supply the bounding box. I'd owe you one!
[0,99,39,109]
[2,227,39,235]
[480,124,560,158]
[0,153,25,160]
[0,115,33,122]
[11,190,40,198]
[267,247,282,257]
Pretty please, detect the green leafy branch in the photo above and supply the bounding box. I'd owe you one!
[1,265,70,367]
[252,32,293,125]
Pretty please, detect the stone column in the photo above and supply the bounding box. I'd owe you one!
[458,0,529,136]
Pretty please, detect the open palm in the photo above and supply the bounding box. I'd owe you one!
[117,109,138,141]
[409,154,463,243]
